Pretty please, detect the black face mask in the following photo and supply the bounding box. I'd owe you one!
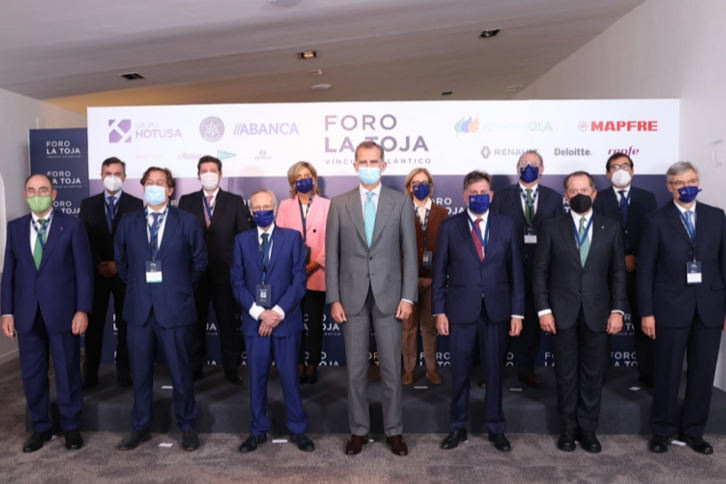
[569,193,592,214]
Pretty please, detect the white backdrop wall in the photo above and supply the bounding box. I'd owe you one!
[516,0,726,388]
[0,87,86,364]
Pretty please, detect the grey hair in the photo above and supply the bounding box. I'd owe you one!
[517,150,543,166]
[666,161,699,182]
[250,188,278,211]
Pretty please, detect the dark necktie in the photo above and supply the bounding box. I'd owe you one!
[683,210,696,241]
[260,232,271,272]
[204,194,214,227]
[471,217,484,261]
[150,213,161,253]
[618,190,628,226]
[525,188,534,225]
[106,197,117,232]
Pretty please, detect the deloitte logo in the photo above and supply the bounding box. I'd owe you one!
[200,116,225,142]
[454,116,479,133]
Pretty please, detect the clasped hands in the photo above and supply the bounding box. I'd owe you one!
[258,309,282,337]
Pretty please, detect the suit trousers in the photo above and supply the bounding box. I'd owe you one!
[402,284,437,373]
[299,290,326,366]
[191,274,244,371]
[651,312,722,438]
[127,311,198,432]
[342,288,403,436]
[510,289,541,375]
[449,308,508,434]
[246,331,308,435]
[626,270,653,381]
[554,311,608,433]
[84,273,128,378]
[18,311,82,432]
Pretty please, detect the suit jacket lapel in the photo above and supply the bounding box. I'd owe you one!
[665,203,693,246]
[344,188,367,246]
[158,208,178,256]
[267,228,282,275]
[457,213,482,263]
[560,214,581,268]
[583,213,605,270]
[209,189,224,226]
[371,187,394,246]
[18,215,35,267]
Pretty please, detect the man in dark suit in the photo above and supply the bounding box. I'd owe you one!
[534,171,627,453]
[638,161,726,455]
[231,189,314,453]
[593,152,657,386]
[114,167,207,452]
[2,174,93,452]
[326,141,418,456]
[178,155,253,384]
[433,170,524,452]
[79,157,143,388]
[490,150,562,388]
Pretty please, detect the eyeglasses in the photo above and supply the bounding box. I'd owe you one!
[609,163,632,171]
[668,178,699,189]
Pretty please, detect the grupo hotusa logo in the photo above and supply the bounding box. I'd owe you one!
[108,119,132,143]
[199,116,225,142]
[108,119,182,143]
[323,113,431,166]
[44,139,83,159]
[233,121,299,136]
[578,120,659,132]
[480,145,536,160]
[454,116,479,133]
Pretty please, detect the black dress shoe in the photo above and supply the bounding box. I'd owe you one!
[441,428,468,450]
[239,433,267,453]
[576,430,602,453]
[518,373,544,389]
[557,431,576,452]
[117,372,132,388]
[305,365,318,384]
[290,433,315,452]
[117,430,152,450]
[23,431,53,453]
[82,374,99,390]
[65,430,83,450]
[488,432,511,452]
[193,367,204,381]
[649,435,669,453]
[181,431,200,451]
[681,435,713,455]
[224,368,242,385]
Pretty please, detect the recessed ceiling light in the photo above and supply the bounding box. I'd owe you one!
[505,84,523,92]
[269,0,302,6]
[311,83,332,90]
[309,69,324,76]
[479,29,501,39]
[119,72,144,80]
[441,91,453,96]
[298,50,318,60]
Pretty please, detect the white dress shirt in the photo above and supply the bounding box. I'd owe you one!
[519,182,540,214]
[146,204,169,245]
[248,224,286,322]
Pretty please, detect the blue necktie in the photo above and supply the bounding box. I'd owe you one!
[364,191,376,247]
[260,232,270,273]
[106,197,117,232]
[684,210,696,241]
[618,190,628,226]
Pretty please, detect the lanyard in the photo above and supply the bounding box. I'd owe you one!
[147,206,168,260]
[468,216,490,252]
[32,211,53,250]
[415,205,432,250]
[572,216,594,250]
[298,197,312,242]
[202,192,215,222]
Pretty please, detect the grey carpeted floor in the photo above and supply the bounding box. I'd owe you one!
[2,359,725,484]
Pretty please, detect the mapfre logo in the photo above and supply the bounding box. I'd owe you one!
[580,120,658,132]
[454,116,479,133]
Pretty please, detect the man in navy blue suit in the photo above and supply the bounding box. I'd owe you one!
[490,150,562,388]
[593,152,657,386]
[432,170,524,452]
[114,167,207,452]
[2,174,93,452]
[231,189,314,453]
[638,161,726,455]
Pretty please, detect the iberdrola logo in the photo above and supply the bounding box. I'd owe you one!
[454,116,480,133]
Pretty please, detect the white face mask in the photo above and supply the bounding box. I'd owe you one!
[103,175,123,193]
[200,172,219,191]
[611,169,632,188]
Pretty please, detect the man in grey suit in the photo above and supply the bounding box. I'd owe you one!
[326,140,418,457]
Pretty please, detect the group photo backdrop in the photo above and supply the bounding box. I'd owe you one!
[31,99,679,369]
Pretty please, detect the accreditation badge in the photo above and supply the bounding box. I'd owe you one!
[145,260,163,283]
[686,261,702,285]
[256,283,272,308]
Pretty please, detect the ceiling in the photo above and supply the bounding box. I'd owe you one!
[1,0,643,114]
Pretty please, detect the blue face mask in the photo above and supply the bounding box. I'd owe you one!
[412,183,431,201]
[677,185,701,203]
[358,166,381,185]
[144,185,167,205]
[295,177,314,194]
[468,193,490,214]
[519,165,539,183]
[253,209,275,228]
